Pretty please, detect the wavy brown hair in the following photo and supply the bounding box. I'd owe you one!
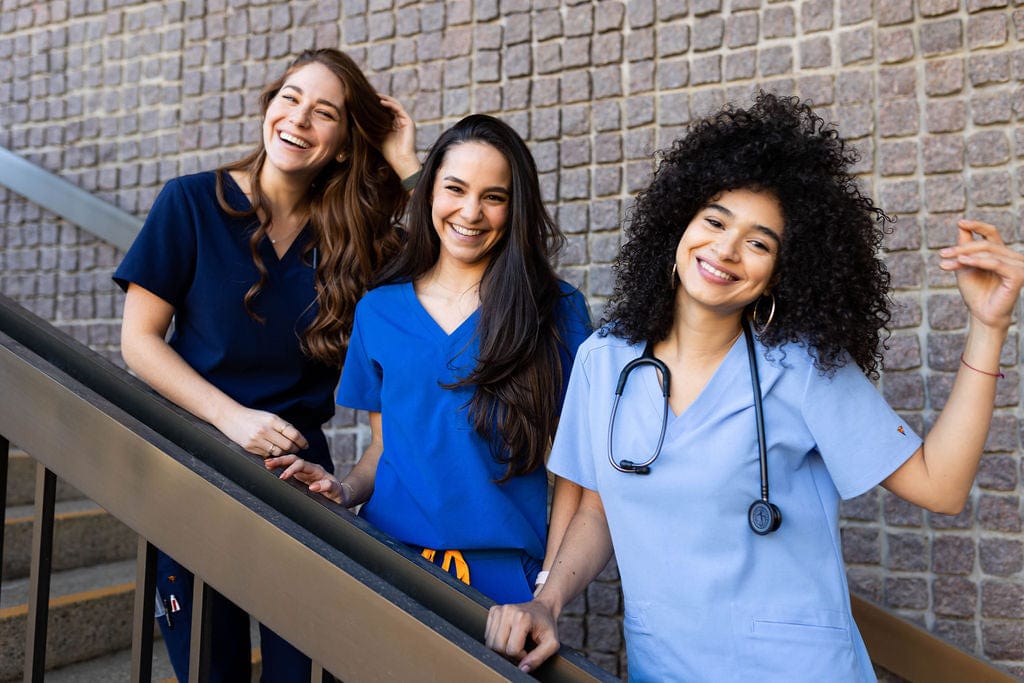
[216,49,406,368]
[374,115,571,481]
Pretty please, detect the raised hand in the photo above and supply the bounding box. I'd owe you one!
[939,219,1024,331]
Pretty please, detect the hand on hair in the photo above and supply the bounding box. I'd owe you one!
[378,94,420,181]
[939,219,1024,331]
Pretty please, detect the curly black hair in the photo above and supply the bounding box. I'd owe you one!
[603,92,892,378]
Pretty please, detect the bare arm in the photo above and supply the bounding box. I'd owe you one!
[378,95,420,183]
[541,475,583,575]
[120,283,307,456]
[485,487,613,673]
[883,220,1024,513]
[268,411,383,507]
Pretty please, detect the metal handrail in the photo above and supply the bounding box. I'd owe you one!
[0,293,613,682]
[0,146,141,250]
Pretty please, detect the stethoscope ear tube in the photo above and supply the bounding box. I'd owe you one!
[607,344,671,474]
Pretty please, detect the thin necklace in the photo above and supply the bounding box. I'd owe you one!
[269,223,303,244]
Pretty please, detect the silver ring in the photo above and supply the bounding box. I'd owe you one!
[269,444,278,456]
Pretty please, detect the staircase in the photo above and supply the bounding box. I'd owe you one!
[1,449,176,681]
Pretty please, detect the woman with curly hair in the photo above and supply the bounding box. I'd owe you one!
[486,92,1024,680]
[115,49,419,682]
[268,114,592,604]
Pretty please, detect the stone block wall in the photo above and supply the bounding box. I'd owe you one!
[2,0,1024,678]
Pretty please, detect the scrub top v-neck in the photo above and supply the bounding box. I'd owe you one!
[549,329,921,682]
[336,280,592,560]
[113,170,338,465]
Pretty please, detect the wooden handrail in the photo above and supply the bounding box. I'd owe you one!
[853,595,1018,682]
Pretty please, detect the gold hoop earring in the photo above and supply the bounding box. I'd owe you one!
[751,293,776,335]
[670,263,678,288]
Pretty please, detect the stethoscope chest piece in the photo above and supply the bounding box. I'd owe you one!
[748,499,782,535]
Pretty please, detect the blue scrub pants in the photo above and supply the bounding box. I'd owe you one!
[156,551,327,683]
[419,547,541,604]
[157,431,333,682]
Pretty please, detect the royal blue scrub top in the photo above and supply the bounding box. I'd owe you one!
[114,171,338,467]
[337,281,592,559]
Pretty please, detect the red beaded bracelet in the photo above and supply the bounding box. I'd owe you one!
[960,353,1004,379]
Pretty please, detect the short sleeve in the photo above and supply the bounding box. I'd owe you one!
[336,302,383,412]
[548,343,599,491]
[113,178,198,307]
[802,360,922,499]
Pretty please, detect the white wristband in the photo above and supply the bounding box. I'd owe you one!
[534,570,550,587]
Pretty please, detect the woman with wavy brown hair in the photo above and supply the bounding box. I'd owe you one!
[114,48,418,682]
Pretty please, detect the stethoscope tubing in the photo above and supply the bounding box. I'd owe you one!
[606,319,781,534]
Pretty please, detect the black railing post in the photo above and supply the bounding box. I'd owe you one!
[0,434,9,601]
[24,463,57,683]
[131,538,158,682]
[189,578,213,683]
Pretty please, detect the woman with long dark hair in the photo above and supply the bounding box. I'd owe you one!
[485,92,1024,680]
[115,48,418,682]
[269,114,592,603]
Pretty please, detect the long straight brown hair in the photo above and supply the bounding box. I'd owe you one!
[217,49,406,368]
[374,115,571,481]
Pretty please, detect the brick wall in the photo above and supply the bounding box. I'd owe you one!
[2,1,1023,678]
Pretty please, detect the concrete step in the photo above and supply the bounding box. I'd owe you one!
[5,450,83,506]
[0,560,137,680]
[1,561,268,682]
[32,643,176,683]
[3,500,137,580]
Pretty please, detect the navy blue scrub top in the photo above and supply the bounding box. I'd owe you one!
[114,171,338,468]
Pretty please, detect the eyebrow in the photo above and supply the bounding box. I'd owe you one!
[281,84,342,115]
[441,174,510,195]
[705,202,782,246]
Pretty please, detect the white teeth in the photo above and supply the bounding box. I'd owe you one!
[451,223,483,237]
[699,259,736,280]
[279,131,310,148]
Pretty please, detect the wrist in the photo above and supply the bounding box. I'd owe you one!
[533,570,550,597]
[338,480,355,507]
[399,166,422,192]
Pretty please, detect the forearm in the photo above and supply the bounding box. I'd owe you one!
[919,321,1006,507]
[542,476,583,572]
[535,489,613,619]
[338,411,383,506]
[122,331,242,429]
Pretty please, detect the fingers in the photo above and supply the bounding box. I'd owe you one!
[939,220,1024,272]
[259,421,308,458]
[484,605,528,660]
[308,478,344,504]
[484,603,560,673]
[264,453,298,471]
[378,94,410,120]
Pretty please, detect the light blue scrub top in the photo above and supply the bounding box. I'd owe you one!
[549,330,922,682]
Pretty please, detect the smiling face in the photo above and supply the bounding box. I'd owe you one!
[430,141,512,271]
[261,62,349,183]
[673,187,785,319]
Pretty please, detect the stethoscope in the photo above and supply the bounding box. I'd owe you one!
[607,318,783,535]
